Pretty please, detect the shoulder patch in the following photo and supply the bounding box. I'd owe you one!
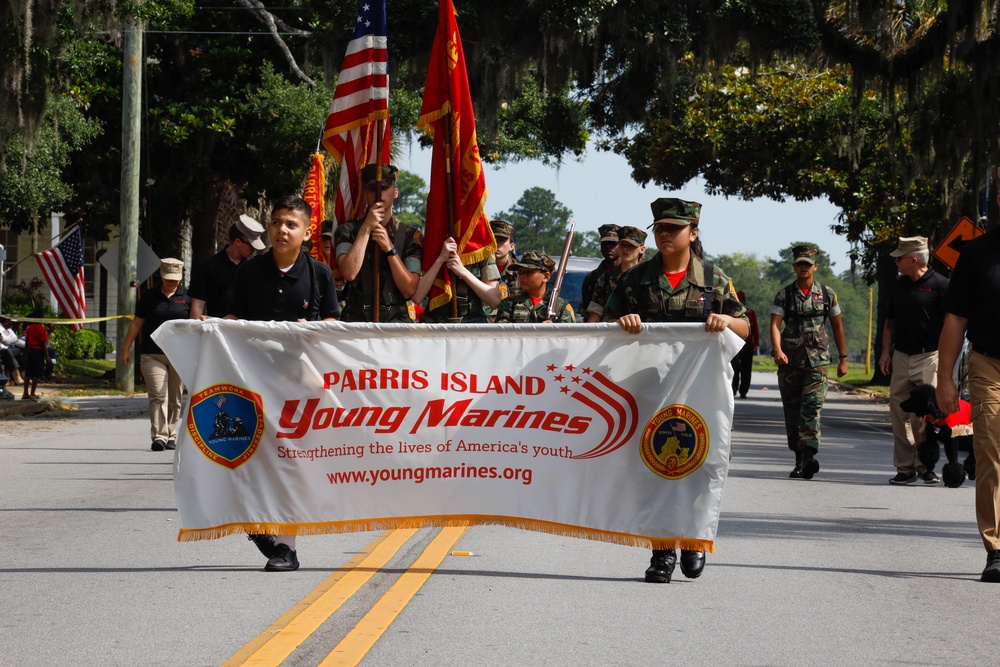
[412,230,423,247]
[498,283,509,300]
[565,304,575,318]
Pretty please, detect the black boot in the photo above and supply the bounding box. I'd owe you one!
[680,550,706,579]
[645,549,677,583]
[789,450,803,478]
[801,447,820,480]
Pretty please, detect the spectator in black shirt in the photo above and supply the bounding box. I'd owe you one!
[879,236,950,485]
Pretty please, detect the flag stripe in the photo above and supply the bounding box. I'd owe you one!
[34,228,87,331]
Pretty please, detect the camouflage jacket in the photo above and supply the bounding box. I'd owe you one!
[334,215,422,322]
[579,258,618,314]
[484,261,522,321]
[495,290,575,323]
[424,254,501,323]
[603,254,747,325]
[771,281,841,368]
[585,265,623,319]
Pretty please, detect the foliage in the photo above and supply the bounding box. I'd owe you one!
[496,187,582,257]
[49,326,113,360]
[392,170,428,230]
[56,357,115,379]
[0,95,102,231]
[1,278,54,317]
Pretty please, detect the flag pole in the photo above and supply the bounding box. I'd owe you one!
[2,221,83,276]
[442,64,459,320]
[372,120,384,322]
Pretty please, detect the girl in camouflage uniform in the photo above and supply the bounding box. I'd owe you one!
[494,251,575,323]
[604,197,749,585]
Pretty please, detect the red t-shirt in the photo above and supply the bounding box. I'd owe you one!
[25,323,49,350]
[664,269,687,289]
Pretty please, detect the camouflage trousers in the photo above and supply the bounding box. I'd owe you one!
[777,365,829,452]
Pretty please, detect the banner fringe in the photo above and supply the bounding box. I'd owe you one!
[177,515,716,553]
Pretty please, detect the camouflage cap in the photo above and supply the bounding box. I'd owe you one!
[889,235,928,257]
[491,219,515,240]
[320,219,334,237]
[649,197,702,227]
[792,244,820,265]
[598,224,621,243]
[617,226,648,247]
[360,163,398,186]
[511,250,555,272]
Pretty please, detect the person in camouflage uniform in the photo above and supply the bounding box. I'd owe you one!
[494,251,575,323]
[414,235,501,323]
[484,219,520,321]
[604,197,749,586]
[770,244,849,481]
[579,223,621,314]
[335,164,423,322]
[585,225,646,322]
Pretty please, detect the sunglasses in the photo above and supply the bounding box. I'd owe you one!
[365,181,395,193]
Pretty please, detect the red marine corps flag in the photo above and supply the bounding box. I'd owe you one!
[34,227,87,331]
[302,153,327,262]
[322,0,390,229]
[418,0,497,312]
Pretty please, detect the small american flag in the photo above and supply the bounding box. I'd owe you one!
[34,227,86,331]
[322,0,390,226]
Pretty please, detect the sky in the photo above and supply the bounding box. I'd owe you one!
[395,140,854,273]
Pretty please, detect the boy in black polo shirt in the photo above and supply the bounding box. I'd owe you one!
[226,195,340,571]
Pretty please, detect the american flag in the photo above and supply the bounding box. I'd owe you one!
[34,227,87,331]
[321,0,390,226]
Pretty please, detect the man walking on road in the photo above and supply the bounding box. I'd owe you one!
[770,244,849,480]
[880,236,949,485]
[936,224,1000,583]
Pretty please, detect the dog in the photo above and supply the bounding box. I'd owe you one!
[898,383,975,488]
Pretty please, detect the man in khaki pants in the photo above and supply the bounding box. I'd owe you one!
[879,236,949,485]
[937,225,1000,583]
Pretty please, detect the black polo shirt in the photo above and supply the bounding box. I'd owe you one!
[135,285,191,354]
[228,250,340,322]
[188,249,248,317]
[945,226,1000,358]
[886,267,949,354]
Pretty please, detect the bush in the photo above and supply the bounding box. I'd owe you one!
[49,326,113,360]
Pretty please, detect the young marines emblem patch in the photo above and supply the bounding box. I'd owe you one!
[639,404,709,479]
[187,384,265,469]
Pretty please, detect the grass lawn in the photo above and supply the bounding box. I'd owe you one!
[58,358,115,378]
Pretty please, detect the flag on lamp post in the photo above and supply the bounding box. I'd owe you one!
[322,0,390,228]
[418,0,496,312]
[34,227,87,331]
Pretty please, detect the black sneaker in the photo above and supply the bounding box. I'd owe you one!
[265,544,300,572]
[151,440,166,452]
[982,550,1000,583]
[248,534,278,559]
[644,549,676,583]
[921,471,940,485]
[165,440,177,450]
[889,472,918,485]
[800,449,819,480]
[679,550,705,579]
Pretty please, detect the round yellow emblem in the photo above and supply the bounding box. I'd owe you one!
[639,404,710,480]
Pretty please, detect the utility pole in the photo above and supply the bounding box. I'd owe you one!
[117,18,143,392]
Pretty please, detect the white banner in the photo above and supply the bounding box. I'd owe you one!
[154,321,742,552]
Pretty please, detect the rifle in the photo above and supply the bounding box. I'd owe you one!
[547,220,577,321]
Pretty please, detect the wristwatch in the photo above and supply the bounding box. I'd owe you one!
[385,247,398,257]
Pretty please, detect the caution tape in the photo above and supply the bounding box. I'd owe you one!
[1,314,134,324]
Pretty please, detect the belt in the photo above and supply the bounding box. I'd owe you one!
[896,345,937,355]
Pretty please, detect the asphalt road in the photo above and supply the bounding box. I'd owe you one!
[0,374,993,667]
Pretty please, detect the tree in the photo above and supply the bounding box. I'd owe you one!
[496,187,575,256]
[393,170,428,230]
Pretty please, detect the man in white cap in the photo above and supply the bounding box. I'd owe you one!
[189,215,266,319]
[121,258,192,451]
[880,236,950,485]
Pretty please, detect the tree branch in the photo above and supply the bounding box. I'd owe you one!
[234,0,315,87]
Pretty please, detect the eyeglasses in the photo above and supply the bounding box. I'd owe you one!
[365,181,394,193]
[652,224,688,235]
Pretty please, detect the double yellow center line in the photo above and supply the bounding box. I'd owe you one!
[222,526,466,667]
